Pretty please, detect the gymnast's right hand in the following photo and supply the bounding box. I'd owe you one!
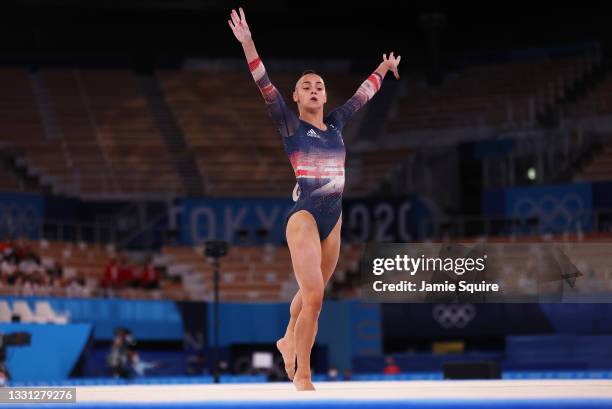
[228,7,252,43]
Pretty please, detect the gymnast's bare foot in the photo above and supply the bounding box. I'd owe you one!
[293,370,315,391]
[276,336,296,380]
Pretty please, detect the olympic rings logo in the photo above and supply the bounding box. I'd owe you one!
[512,194,586,231]
[432,304,476,329]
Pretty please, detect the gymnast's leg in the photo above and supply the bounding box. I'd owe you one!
[283,210,323,390]
[277,214,341,386]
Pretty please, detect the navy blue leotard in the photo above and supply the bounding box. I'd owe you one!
[248,57,383,241]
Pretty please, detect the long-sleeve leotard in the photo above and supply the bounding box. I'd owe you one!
[248,57,382,138]
[248,57,383,239]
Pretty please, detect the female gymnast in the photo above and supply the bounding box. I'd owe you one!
[228,7,400,391]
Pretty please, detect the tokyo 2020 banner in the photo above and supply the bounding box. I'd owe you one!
[179,196,434,245]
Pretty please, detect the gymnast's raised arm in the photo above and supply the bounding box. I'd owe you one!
[228,7,299,138]
[329,52,402,128]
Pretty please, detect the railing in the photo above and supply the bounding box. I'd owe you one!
[74,69,120,193]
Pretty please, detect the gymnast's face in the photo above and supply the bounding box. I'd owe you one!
[293,73,327,111]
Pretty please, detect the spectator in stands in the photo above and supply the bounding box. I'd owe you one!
[20,276,40,296]
[118,256,134,288]
[0,258,17,285]
[13,237,39,264]
[139,259,159,290]
[9,240,23,262]
[1,240,17,264]
[101,257,121,289]
[47,261,64,286]
[10,243,44,296]
[65,272,88,298]
[0,237,12,255]
[0,238,88,297]
[18,256,42,280]
[383,356,401,375]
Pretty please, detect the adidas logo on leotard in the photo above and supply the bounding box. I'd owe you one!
[306,129,320,139]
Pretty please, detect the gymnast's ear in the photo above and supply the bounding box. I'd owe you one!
[293,88,299,103]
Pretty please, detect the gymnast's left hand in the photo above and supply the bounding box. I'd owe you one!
[383,52,401,79]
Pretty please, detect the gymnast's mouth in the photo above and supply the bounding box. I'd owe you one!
[310,96,318,101]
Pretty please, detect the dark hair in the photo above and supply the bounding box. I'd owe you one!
[295,70,322,89]
[301,69,318,76]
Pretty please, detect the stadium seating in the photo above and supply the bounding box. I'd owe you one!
[2,231,610,302]
[0,238,362,302]
[0,69,56,189]
[575,143,612,182]
[161,241,364,301]
[565,75,612,117]
[0,51,605,199]
[40,69,181,196]
[0,68,181,197]
[386,54,598,133]
[345,147,414,196]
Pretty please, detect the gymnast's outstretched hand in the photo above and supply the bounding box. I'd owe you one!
[228,7,252,44]
[382,52,401,79]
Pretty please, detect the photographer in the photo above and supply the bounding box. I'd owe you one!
[107,327,156,378]
[107,327,136,378]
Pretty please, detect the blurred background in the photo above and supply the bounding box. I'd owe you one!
[0,0,611,386]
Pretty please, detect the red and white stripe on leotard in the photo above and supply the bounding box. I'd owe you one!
[248,57,265,81]
[290,152,345,179]
[359,72,383,100]
[249,57,277,102]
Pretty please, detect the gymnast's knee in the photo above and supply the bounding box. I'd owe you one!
[301,287,324,317]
